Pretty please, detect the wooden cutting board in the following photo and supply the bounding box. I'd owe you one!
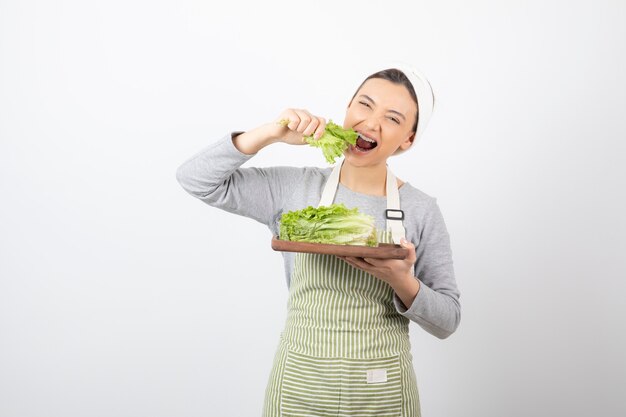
[271,236,409,259]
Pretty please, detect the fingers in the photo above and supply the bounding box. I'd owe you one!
[295,109,313,133]
[362,257,384,266]
[400,238,417,264]
[306,116,326,139]
[342,256,373,271]
[277,109,326,139]
[314,118,327,140]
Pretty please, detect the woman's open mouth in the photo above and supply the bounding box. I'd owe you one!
[353,133,378,153]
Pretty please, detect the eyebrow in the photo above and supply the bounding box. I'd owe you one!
[359,94,407,121]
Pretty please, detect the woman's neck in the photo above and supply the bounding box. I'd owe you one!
[339,162,388,196]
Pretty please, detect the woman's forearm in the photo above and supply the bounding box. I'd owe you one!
[232,123,280,155]
[390,274,421,310]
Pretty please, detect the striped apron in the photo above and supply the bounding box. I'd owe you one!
[263,163,421,417]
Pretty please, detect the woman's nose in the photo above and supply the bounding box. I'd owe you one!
[362,114,381,132]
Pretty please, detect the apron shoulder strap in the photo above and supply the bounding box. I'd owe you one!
[318,163,342,208]
[385,169,405,244]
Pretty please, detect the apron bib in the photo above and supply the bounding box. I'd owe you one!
[263,162,421,417]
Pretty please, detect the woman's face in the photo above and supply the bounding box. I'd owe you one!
[343,78,417,168]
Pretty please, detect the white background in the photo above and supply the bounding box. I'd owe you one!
[1,1,625,416]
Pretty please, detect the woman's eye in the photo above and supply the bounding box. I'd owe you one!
[388,117,400,124]
[359,101,372,108]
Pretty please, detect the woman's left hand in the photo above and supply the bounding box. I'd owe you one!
[338,238,417,287]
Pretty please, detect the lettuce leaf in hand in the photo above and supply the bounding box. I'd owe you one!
[304,121,357,164]
[279,119,358,164]
[279,204,378,247]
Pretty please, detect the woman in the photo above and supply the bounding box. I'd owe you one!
[176,65,461,417]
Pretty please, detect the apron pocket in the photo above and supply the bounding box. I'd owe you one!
[339,355,403,417]
[279,350,403,417]
[280,350,341,416]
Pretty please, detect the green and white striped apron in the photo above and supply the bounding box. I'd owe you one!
[263,162,421,417]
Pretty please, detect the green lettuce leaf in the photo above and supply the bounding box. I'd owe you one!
[278,119,358,164]
[304,120,357,164]
[279,203,378,247]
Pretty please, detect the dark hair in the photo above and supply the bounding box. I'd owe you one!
[350,68,419,133]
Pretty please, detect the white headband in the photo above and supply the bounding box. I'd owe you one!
[390,63,435,147]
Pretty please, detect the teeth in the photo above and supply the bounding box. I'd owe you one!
[358,133,377,144]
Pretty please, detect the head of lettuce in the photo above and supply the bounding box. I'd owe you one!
[279,204,378,247]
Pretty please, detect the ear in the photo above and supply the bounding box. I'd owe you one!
[398,132,415,151]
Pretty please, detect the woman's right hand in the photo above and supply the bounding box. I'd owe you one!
[233,108,326,155]
[273,108,327,145]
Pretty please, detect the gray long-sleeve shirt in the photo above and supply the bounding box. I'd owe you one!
[176,133,461,339]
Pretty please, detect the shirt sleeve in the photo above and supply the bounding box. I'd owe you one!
[175,132,301,229]
[392,198,461,339]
